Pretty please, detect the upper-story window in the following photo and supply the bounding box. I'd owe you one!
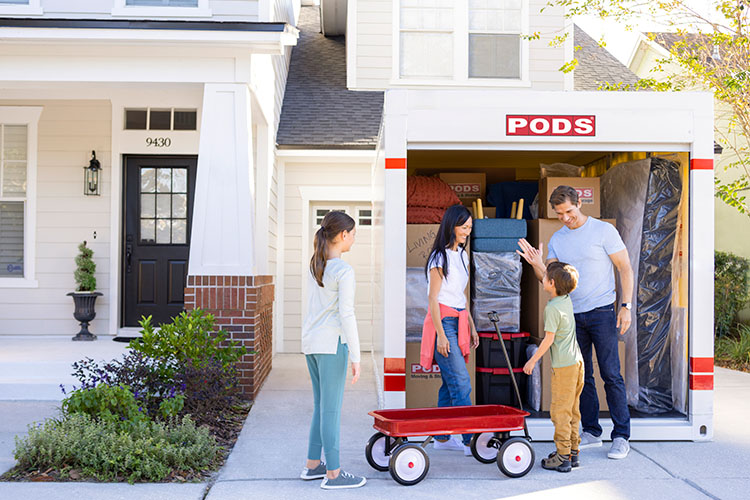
[398,0,527,84]
[126,0,198,5]
[0,0,43,15]
[112,0,211,17]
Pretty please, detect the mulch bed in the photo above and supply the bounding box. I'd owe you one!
[0,402,252,483]
[716,358,750,374]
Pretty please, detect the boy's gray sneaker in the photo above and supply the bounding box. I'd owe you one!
[300,461,326,480]
[320,470,366,489]
[608,437,630,459]
[579,431,602,449]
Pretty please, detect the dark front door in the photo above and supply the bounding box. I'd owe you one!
[123,156,197,327]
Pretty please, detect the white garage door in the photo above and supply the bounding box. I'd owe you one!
[311,204,373,350]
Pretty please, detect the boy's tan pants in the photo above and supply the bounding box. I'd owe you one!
[550,360,585,456]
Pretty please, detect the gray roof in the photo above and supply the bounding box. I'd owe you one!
[276,7,383,149]
[573,24,640,90]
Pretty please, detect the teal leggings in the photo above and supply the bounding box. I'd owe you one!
[306,339,349,471]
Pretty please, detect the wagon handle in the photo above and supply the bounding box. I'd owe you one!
[488,311,531,440]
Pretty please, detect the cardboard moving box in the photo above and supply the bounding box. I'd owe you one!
[405,340,476,408]
[539,177,600,218]
[439,173,486,207]
[531,336,625,412]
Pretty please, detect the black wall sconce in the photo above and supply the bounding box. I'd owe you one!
[84,150,101,196]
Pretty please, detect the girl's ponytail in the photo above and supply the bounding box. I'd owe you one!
[310,210,356,287]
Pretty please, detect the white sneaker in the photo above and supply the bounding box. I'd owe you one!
[463,444,472,457]
[433,436,463,451]
[579,431,603,450]
[607,437,630,459]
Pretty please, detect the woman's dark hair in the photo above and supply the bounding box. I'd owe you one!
[425,204,472,279]
[310,211,355,287]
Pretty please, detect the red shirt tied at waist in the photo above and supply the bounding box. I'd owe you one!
[420,303,471,370]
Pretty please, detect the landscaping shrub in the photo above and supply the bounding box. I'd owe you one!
[71,351,176,418]
[130,310,246,374]
[716,324,750,365]
[14,413,219,484]
[176,355,240,429]
[714,251,750,338]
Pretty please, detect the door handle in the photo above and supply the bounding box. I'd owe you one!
[126,244,133,273]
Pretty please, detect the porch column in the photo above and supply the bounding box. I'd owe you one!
[185,83,273,401]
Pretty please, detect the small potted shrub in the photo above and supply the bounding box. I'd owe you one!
[67,241,102,341]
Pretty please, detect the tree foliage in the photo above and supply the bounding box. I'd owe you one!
[544,0,750,215]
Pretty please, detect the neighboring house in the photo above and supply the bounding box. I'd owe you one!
[629,32,750,321]
[0,0,300,398]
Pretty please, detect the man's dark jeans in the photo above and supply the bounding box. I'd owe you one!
[574,303,630,440]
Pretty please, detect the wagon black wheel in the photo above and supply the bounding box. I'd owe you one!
[470,432,500,464]
[497,437,535,478]
[365,432,390,472]
[389,444,429,486]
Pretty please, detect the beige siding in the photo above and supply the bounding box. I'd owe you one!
[281,161,373,353]
[353,0,566,90]
[8,0,259,21]
[355,0,393,90]
[0,100,112,336]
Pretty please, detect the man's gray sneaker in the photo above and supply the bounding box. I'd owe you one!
[320,470,367,489]
[579,431,602,449]
[300,461,326,480]
[608,437,630,459]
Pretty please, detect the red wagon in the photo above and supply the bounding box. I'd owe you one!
[365,312,535,485]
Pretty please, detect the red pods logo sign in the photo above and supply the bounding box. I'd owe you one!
[506,115,596,136]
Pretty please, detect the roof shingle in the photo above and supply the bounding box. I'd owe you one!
[573,24,640,90]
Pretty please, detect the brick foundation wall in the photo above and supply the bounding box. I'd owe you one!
[184,275,274,400]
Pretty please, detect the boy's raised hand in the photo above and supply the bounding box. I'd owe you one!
[517,239,544,269]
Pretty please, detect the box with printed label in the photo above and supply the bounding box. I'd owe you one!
[439,173,486,207]
[405,340,476,408]
[539,177,600,218]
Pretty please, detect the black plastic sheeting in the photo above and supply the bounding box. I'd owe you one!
[635,157,682,413]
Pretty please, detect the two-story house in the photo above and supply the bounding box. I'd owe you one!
[0,0,300,398]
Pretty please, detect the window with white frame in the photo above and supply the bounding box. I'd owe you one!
[126,0,198,6]
[398,0,525,82]
[0,0,42,15]
[399,0,454,79]
[0,123,29,279]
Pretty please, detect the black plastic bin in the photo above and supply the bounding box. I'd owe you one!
[476,367,527,406]
[476,332,529,369]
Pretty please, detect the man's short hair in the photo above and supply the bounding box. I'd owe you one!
[549,185,579,208]
[546,261,579,296]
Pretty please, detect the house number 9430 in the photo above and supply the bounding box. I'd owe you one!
[146,137,172,147]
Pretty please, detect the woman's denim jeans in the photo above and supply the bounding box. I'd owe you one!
[574,304,631,440]
[433,315,473,445]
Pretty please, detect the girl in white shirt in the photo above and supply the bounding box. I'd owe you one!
[423,204,479,455]
[299,210,366,490]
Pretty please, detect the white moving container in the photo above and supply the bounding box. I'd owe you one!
[371,89,715,441]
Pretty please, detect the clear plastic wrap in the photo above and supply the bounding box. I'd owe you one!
[600,158,650,407]
[472,296,521,333]
[472,252,522,298]
[526,344,541,411]
[540,163,584,178]
[635,157,682,414]
[406,267,428,334]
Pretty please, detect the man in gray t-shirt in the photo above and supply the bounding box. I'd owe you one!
[518,185,634,460]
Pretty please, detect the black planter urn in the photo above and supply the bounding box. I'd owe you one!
[67,291,103,341]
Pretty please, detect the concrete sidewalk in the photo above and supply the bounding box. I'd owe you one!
[1,335,748,499]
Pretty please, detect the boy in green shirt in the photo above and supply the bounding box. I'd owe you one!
[523,261,584,473]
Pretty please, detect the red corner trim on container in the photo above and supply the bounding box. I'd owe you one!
[385,158,406,169]
[384,357,405,374]
[689,357,714,373]
[384,374,406,391]
[689,374,714,390]
[690,159,713,170]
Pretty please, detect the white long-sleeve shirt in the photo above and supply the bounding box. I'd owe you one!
[301,258,361,363]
